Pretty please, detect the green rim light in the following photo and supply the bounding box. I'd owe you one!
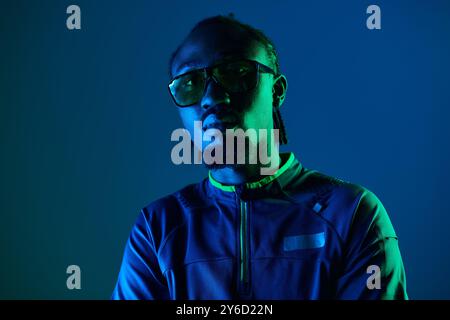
[208,153,295,192]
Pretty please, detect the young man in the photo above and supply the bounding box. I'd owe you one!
[112,15,408,300]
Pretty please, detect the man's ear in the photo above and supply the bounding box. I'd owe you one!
[272,74,288,108]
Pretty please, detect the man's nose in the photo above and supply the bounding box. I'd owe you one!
[200,77,231,110]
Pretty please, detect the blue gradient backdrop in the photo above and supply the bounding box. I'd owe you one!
[1,0,449,299]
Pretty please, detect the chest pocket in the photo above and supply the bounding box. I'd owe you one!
[283,232,326,251]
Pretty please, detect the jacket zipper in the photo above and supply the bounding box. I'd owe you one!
[239,199,249,292]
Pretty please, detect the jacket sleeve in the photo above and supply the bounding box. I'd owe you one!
[111,210,171,300]
[335,190,408,300]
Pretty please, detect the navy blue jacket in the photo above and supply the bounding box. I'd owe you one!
[112,153,408,299]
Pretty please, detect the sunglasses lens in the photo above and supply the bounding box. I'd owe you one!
[214,60,257,92]
[169,71,205,106]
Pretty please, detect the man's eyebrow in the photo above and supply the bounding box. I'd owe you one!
[174,51,249,76]
[175,61,202,76]
[213,50,247,61]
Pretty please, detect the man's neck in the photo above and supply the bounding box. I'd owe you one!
[210,153,282,186]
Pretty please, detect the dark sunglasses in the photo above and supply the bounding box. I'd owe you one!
[168,59,277,107]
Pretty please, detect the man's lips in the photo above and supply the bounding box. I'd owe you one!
[202,121,238,131]
[202,115,239,131]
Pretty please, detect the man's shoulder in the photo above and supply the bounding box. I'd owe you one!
[288,167,368,203]
[288,167,391,240]
[141,179,207,217]
[302,169,385,212]
[135,180,207,246]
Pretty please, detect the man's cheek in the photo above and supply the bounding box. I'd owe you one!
[179,110,200,131]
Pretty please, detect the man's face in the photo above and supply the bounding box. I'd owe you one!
[170,22,278,163]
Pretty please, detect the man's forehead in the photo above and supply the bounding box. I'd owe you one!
[171,31,270,77]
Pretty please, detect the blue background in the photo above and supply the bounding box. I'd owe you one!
[1,0,449,299]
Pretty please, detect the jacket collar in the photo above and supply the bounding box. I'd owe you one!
[207,152,303,199]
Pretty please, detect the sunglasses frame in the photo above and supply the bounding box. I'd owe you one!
[168,59,277,107]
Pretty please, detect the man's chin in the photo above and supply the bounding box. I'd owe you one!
[204,162,246,171]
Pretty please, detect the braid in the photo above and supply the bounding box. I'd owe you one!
[273,107,288,145]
